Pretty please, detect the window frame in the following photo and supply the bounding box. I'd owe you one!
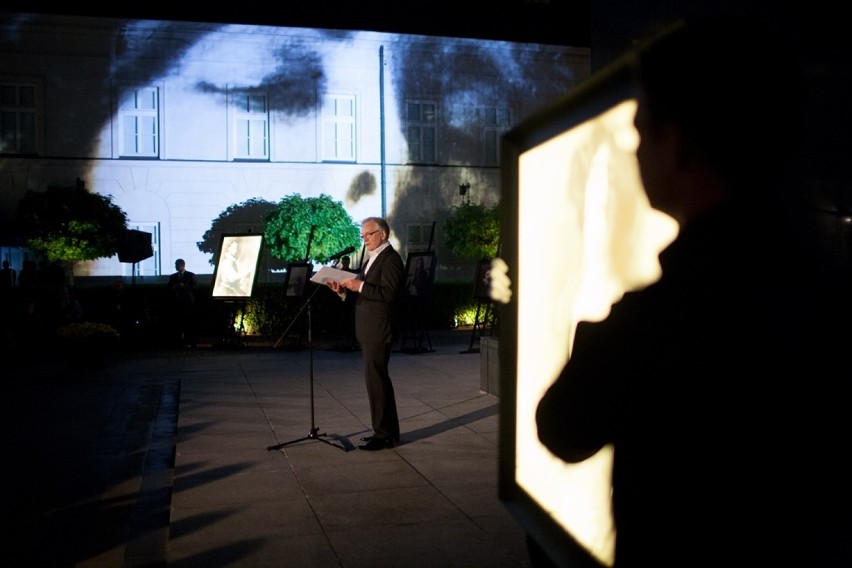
[0,79,42,155]
[406,222,436,250]
[482,105,511,167]
[405,99,437,164]
[117,86,160,158]
[128,222,161,277]
[231,89,270,161]
[321,93,357,162]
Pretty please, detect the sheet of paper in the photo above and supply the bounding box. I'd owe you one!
[310,266,357,284]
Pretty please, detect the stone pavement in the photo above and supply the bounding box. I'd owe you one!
[4,329,532,567]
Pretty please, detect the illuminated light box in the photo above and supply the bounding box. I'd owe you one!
[211,233,264,300]
[497,57,679,567]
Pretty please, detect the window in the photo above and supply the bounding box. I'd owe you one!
[233,91,269,160]
[482,106,511,166]
[119,87,159,157]
[322,94,356,161]
[406,101,437,163]
[407,223,436,250]
[0,82,38,154]
[128,223,160,277]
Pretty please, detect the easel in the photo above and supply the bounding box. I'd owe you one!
[215,300,246,349]
[274,225,315,350]
[461,252,499,354]
[462,300,496,354]
[398,222,436,354]
[398,296,434,353]
[274,305,308,350]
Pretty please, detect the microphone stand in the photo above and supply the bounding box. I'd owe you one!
[267,283,349,452]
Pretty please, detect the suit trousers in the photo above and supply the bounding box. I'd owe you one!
[361,341,400,440]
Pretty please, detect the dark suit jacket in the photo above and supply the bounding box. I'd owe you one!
[536,200,852,567]
[353,245,404,344]
[168,269,198,305]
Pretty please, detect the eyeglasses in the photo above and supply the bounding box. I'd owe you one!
[360,229,381,240]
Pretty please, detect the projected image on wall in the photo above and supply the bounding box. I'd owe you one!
[0,13,590,279]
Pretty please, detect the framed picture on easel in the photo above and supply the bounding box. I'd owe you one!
[404,251,436,297]
[211,233,264,300]
[473,258,493,301]
[284,263,312,297]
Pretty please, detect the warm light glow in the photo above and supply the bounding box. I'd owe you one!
[514,99,678,566]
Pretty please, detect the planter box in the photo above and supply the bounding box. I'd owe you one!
[480,336,500,396]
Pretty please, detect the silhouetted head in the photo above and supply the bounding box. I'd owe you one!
[633,16,802,196]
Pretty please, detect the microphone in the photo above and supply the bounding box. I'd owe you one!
[328,246,356,262]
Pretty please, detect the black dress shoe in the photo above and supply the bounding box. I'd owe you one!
[358,437,394,451]
[360,434,400,443]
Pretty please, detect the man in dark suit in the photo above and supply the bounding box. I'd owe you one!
[167,258,198,348]
[326,217,404,450]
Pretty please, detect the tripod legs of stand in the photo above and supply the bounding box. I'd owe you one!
[267,427,348,451]
[267,286,351,452]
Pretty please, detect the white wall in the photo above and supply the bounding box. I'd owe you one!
[0,13,591,282]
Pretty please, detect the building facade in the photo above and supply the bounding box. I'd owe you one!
[0,12,591,282]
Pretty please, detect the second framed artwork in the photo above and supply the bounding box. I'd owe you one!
[473,258,494,301]
[404,251,436,297]
[284,263,312,297]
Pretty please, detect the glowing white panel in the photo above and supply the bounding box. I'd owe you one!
[514,99,678,566]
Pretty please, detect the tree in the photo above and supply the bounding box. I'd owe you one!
[441,201,500,259]
[17,179,129,264]
[197,197,287,272]
[264,193,361,265]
